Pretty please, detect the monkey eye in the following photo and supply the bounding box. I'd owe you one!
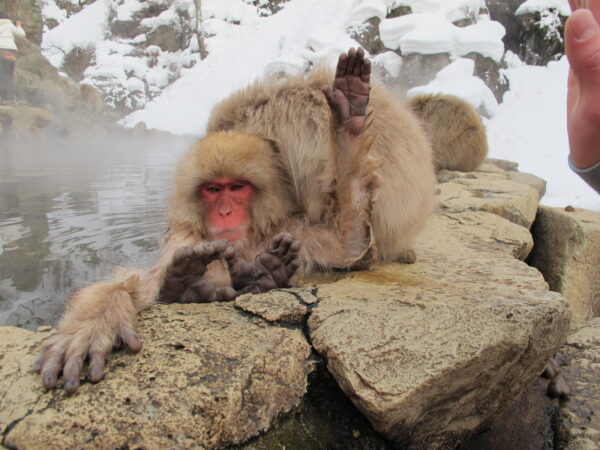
[230,183,247,192]
[203,185,222,194]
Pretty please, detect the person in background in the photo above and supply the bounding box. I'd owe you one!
[0,11,25,102]
[565,0,600,193]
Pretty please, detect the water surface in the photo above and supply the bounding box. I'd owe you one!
[0,134,195,330]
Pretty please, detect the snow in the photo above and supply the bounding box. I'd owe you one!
[38,0,598,210]
[380,14,505,61]
[516,0,571,16]
[42,0,110,67]
[407,58,498,117]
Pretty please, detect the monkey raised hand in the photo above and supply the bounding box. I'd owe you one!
[322,47,371,136]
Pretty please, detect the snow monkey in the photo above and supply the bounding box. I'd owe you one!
[408,93,488,172]
[35,48,484,393]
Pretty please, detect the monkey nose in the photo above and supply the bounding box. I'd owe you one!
[219,207,232,217]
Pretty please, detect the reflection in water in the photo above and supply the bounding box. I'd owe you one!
[0,134,196,330]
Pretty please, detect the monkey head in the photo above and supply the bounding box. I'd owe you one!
[168,131,293,243]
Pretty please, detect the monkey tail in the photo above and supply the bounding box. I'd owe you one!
[407,94,488,173]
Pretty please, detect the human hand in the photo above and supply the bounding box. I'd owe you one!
[565,0,600,169]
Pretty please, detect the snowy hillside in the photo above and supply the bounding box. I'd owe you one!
[38,0,599,210]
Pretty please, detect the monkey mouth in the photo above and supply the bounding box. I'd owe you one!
[210,228,246,243]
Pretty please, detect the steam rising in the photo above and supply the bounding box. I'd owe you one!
[0,132,196,330]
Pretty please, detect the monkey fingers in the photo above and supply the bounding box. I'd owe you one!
[179,280,236,303]
[158,240,228,303]
[324,47,371,136]
[258,233,301,287]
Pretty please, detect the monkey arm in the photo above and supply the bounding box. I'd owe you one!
[35,231,197,392]
[318,48,379,267]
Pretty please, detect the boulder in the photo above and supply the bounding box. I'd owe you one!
[308,208,570,448]
[436,167,541,229]
[0,303,312,449]
[514,10,567,66]
[350,17,385,55]
[555,318,600,449]
[527,206,600,326]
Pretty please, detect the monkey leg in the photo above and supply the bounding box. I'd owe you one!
[226,233,301,295]
[157,240,229,303]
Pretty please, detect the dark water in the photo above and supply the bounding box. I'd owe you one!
[0,134,196,330]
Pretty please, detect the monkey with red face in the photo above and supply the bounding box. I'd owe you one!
[35,48,484,393]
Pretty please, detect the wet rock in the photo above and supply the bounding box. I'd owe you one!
[555,318,600,449]
[308,208,570,449]
[0,303,312,449]
[460,378,559,450]
[0,104,54,138]
[527,207,600,326]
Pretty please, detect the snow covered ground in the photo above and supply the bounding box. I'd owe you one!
[40,0,599,211]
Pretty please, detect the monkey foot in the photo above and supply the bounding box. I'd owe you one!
[158,240,229,303]
[227,233,301,295]
[322,47,371,136]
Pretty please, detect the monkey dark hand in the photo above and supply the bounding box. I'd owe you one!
[322,47,371,136]
[158,240,234,303]
[226,233,301,295]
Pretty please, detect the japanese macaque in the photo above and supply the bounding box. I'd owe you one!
[35,48,482,393]
[408,93,488,172]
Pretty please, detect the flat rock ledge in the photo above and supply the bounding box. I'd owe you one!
[0,304,312,449]
[0,162,577,449]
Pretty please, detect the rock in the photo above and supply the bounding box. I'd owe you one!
[464,52,510,103]
[235,289,312,324]
[527,206,600,326]
[555,318,600,449]
[0,104,54,138]
[62,46,95,82]
[514,10,567,66]
[386,5,412,18]
[308,209,570,448]
[0,303,312,449]
[506,171,547,200]
[436,168,540,229]
[396,53,452,92]
[350,17,384,55]
[460,378,559,450]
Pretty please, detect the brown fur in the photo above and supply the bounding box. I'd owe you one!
[37,65,442,391]
[408,94,488,172]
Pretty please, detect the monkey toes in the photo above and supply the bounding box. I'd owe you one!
[158,240,228,303]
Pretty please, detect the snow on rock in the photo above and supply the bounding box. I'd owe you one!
[516,0,570,16]
[408,58,498,117]
[347,0,388,25]
[42,0,110,68]
[373,51,403,78]
[380,13,505,61]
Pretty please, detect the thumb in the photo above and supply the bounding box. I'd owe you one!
[565,9,600,88]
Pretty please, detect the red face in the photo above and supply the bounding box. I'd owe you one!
[200,178,254,243]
